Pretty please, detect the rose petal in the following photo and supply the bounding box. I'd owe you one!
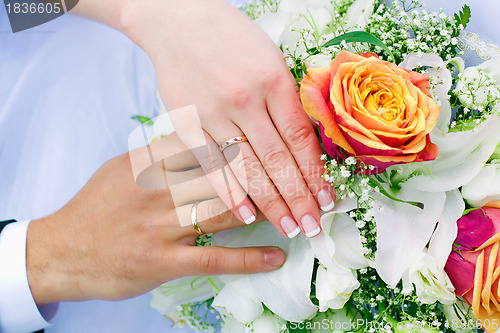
[445,251,476,296]
[455,209,495,251]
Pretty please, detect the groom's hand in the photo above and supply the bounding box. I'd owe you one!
[26,140,285,306]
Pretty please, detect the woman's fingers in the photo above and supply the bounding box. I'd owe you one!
[221,137,300,238]
[266,76,337,212]
[238,113,323,238]
[174,245,286,276]
[167,106,257,225]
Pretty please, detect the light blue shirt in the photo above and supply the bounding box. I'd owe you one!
[0,6,192,333]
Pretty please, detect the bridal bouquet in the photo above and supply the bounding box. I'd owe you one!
[151,0,500,332]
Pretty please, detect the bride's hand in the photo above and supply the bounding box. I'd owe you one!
[119,0,336,239]
[26,134,285,305]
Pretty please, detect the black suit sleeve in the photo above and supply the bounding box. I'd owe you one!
[0,219,17,233]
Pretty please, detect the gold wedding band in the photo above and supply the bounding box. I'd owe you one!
[219,135,248,152]
[191,201,204,235]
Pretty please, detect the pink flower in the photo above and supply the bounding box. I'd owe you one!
[445,208,500,332]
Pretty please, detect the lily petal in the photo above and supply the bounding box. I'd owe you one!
[373,186,446,286]
[428,190,465,269]
[343,0,376,31]
[462,163,500,208]
[212,278,263,324]
[316,263,360,312]
[249,236,318,322]
[151,276,222,324]
[329,213,367,269]
[402,115,500,192]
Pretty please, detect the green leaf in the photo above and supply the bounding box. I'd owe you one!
[131,115,154,126]
[462,207,481,216]
[455,5,471,28]
[368,178,425,209]
[322,31,396,63]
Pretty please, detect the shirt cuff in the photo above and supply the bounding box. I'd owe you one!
[0,220,59,333]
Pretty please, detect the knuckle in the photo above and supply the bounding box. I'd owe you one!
[259,195,282,213]
[260,67,288,90]
[224,84,252,109]
[206,201,233,226]
[241,251,251,271]
[198,251,222,272]
[288,191,311,208]
[262,148,289,172]
[301,163,325,182]
[235,153,262,180]
[284,123,314,151]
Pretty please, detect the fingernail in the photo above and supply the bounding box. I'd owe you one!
[318,189,335,212]
[280,216,300,238]
[239,205,256,225]
[302,214,321,238]
[264,247,285,267]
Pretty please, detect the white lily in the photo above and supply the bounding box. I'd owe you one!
[212,222,317,322]
[220,316,247,333]
[248,235,317,321]
[316,263,360,312]
[150,276,222,326]
[427,190,465,270]
[478,57,500,82]
[249,310,286,333]
[343,0,376,31]
[455,57,500,110]
[256,0,335,55]
[402,252,456,305]
[212,278,263,325]
[309,199,365,312]
[400,190,463,304]
[402,115,500,193]
[372,186,446,287]
[462,162,500,208]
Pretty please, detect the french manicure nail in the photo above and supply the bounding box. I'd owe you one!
[302,214,321,238]
[318,189,335,212]
[264,247,285,267]
[239,205,256,225]
[280,216,300,238]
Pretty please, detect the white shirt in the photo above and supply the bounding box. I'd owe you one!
[0,221,58,332]
[0,0,499,332]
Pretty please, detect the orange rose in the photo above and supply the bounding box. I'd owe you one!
[300,51,440,173]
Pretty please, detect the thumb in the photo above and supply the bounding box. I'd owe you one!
[176,246,286,276]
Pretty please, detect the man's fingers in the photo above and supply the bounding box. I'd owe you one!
[172,198,267,237]
[167,168,218,206]
[266,80,336,212]
[175,245,286,276]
